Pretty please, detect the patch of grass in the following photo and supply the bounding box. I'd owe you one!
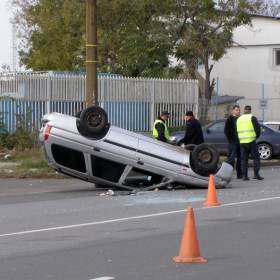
[169,125,185,133]
[0,148,71,179]
[20,159,51,169]
[219,156,227,164]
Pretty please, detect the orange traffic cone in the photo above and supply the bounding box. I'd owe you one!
[173,206,207,263]
[204,174,220,206]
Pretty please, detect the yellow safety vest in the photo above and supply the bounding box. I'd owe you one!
[236,114,256,143]
[153,119,170,140]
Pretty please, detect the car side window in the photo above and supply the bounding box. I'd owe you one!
[91,155,126,183]
[209,122,225,132]
[51,144,86,173]
[123,168,164,188]
[267,124,280,131]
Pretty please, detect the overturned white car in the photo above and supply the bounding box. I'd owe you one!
[39,106,232,190]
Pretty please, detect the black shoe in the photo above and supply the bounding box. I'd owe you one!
[243,172,249,181]
[237,175,243,179]
[243,176,250,181]
[253,174,264,180]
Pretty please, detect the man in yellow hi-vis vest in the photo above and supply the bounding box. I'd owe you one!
[153,111,170,143]
[237,105,264,181]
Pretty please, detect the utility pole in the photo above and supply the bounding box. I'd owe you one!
[86,0,98,107]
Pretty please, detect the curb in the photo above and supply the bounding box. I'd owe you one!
[0,162,21,167]
[259,159,280,167]
[219,157,280,167]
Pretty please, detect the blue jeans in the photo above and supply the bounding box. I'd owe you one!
[227,139,242,176]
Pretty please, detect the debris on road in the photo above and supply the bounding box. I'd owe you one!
[4,169,14,173]
[106,189,114,196]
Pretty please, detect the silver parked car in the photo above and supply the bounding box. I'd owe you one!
[39,106,233,190]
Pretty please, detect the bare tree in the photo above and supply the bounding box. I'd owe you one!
[249,0,280,16]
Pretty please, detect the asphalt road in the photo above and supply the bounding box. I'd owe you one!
[1,166,280,280]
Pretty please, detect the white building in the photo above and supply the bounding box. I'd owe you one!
[208,15,280,121]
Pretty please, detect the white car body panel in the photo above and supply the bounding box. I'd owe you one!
[39,112,233,190]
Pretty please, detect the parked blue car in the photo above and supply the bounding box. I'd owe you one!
[168,119,280,160]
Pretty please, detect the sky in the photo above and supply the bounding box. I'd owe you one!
[0,1,13,69]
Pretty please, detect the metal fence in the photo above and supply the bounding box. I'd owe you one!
[0,72,200,133]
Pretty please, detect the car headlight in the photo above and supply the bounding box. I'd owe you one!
[169,136,176,141]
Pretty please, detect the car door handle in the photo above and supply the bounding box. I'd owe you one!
[93,147,100,152]
[137,161,144,165]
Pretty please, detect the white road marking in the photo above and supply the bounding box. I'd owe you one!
[89,277,114,280]
[1,196,280,238]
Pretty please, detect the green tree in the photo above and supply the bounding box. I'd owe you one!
[10,0,179,77]
[97,0,182,77]
[9,0,253,83]
[163,0,252,100]
[1,64,11,72]
[10,0,86,71]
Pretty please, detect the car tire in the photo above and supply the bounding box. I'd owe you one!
[192,143,220,171]
[183,144,197,151]
[80,105,108,134]
[74,110,82,118]
[258,143,273,160]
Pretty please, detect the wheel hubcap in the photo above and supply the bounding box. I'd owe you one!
[258,146,270,159]
[86,112,102,127]
[197,150,213,164]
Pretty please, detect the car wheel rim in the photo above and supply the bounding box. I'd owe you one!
[258,146,270,159]
[85,112,102,128]
[197,149,213,164]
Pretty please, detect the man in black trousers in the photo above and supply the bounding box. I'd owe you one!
[237,105,263,181]
[224,105,243,179]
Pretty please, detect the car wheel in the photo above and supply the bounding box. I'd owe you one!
[183,144,197,151]
[80,105,108,134]
[258,143,273,160]
[192,143,220,171]
[74,110,82,118]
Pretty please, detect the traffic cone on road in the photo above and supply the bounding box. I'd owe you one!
[204,174,220,206]
[173,206,207,263]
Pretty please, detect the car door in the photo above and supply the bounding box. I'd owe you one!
[203,121,228,154]
[88,127,138,166]
[86,127,138,186]
[133,138,183,181]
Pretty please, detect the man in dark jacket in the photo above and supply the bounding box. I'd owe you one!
[182,111,204,145]
[224,105,243,179]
